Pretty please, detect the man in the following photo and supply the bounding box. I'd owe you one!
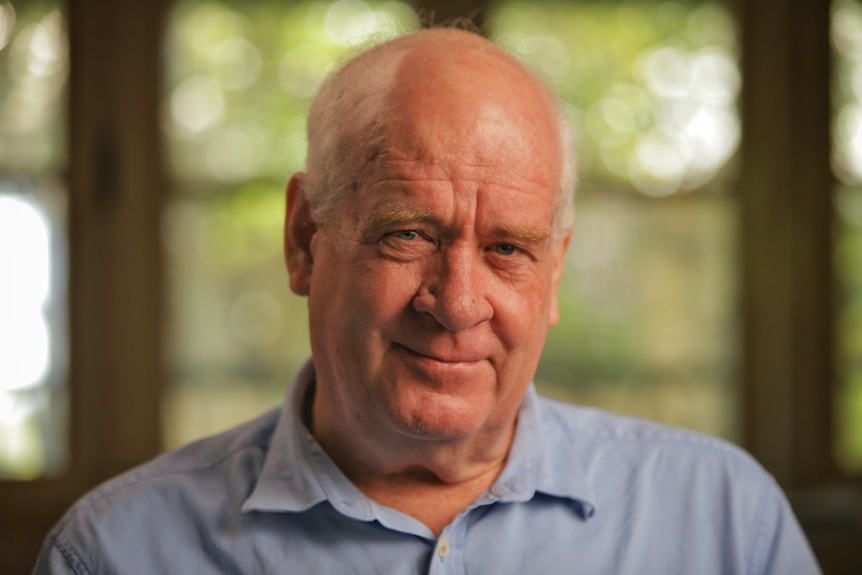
[35,29,820,574]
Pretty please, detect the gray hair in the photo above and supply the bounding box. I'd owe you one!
[303,31,577,240]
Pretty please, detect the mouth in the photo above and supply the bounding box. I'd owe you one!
[390,343,492,391]
[394,343,486,366]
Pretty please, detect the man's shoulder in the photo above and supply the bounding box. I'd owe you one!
[536,393,764,477]
[52,407,281,535]
[531,394,821,574]
[35,408,284,573]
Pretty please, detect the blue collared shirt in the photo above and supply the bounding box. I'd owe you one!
[35,361,821,574]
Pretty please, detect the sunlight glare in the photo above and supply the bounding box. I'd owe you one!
[0,195,52,392]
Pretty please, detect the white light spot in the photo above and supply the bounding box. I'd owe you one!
[170,76,226,135]
[690,49,740,105]
[0,196,50,305]
[0,196,52,391]
[630,132,687,196]
[639,46,691,99]
[26,10,67,77]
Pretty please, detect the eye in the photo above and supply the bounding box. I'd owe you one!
[392,230,420,241]
[492,243,517,256]
[377,228,436,261]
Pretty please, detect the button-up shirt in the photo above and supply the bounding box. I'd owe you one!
[34,361,821,574]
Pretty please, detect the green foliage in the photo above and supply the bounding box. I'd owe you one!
[164,0,417,183]
[836,186,862,471]
[491,1,739,196]
[0,0,68,174]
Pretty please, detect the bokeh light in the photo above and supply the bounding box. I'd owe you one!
[0,195,52,391]
[493,1,739,197]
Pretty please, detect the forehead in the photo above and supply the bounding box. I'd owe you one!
[326,32,565,231]
[385,47,560,169]
[349,159,559,243]
[355,52,560,192]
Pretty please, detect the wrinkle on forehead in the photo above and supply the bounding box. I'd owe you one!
[359,159,554,194]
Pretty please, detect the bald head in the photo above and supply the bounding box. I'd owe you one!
[302,29,576,237]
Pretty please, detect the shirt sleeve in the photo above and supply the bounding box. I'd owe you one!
[32,532,92,575]
[748,478,822,575]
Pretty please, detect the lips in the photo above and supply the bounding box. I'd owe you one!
[394,342,487,365]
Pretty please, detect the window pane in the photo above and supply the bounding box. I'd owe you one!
[0,0,68,479]
[831,0,862,473]
[162,0,417,448]
[491,0,740,440]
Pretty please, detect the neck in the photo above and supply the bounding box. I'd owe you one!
[306,385,516,536]
[354,459,507,536]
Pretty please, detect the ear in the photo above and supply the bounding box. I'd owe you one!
[547,227,573,327]
[284,173,317,296]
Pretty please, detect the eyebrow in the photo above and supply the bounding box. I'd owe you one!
[361,205,437,230]
[491,224,552,246]
[360,204,553,246]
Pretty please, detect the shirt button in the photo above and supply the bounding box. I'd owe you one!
[437,538,450,558]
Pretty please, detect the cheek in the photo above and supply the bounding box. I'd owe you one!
[312,256,423,348]
[355,256,424,305]
[488,288,550,402]
[490,270,557,352]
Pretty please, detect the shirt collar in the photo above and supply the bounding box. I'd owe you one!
[487,385,596,519]
[243,360,596,521]
[242,360,375,521]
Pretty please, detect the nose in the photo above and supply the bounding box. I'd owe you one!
[412,247,493,331]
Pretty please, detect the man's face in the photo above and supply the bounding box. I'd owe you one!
[289,50,570,447]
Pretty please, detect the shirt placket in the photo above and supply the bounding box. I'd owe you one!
[426,516,468,575]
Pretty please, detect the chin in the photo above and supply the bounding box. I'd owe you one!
[389,394,494,442]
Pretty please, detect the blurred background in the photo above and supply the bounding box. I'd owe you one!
[0,0,859,572]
